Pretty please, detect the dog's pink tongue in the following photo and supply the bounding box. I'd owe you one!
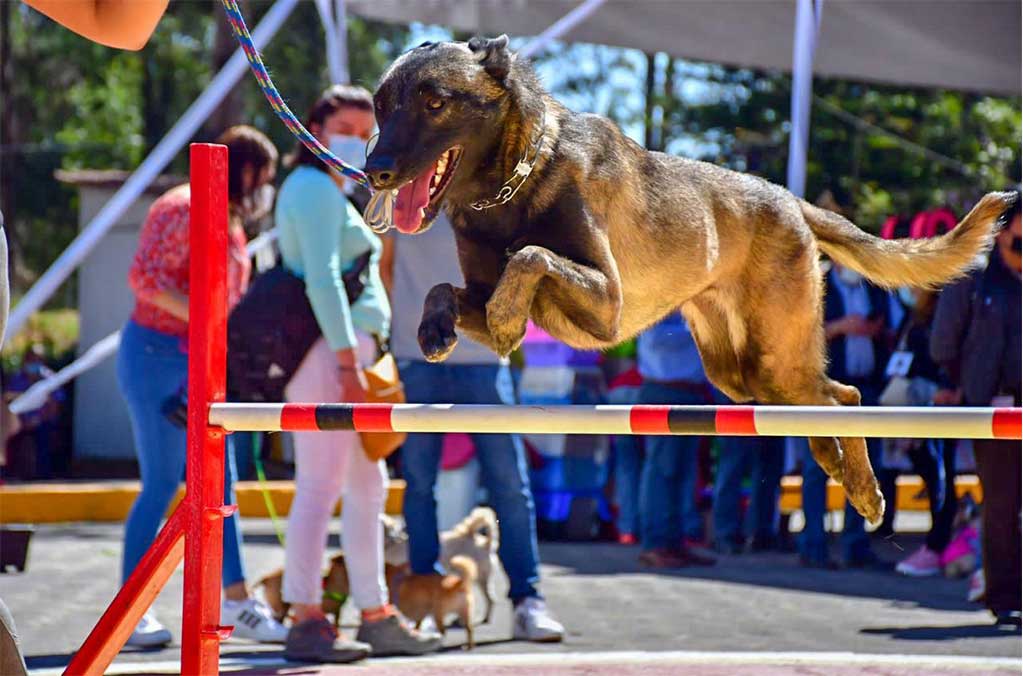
[393,166,436,234]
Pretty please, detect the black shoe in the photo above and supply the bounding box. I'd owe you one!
[993,610,1022,627]
[843,550,895,572]
[799,554,839,570]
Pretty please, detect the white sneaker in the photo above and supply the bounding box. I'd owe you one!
[512,597,564,643]
[967,568,986,603]
[221,598,288,643]
[125,612,172,648]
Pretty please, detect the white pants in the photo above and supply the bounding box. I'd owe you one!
[282,335,389,609]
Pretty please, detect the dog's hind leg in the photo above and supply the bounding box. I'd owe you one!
[486,244,622,356]
[737,271,883,523]
[825,379,885,525]
[681,295,752,403]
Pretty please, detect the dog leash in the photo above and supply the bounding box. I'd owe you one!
[251,434,288,547]
[219,0,395,233]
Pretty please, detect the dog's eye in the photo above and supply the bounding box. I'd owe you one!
[425,97,445,112]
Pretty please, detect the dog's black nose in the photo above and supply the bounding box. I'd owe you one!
[365,154,398,190]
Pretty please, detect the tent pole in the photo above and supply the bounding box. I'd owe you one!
[518,0,607,59]
[786,0,822,198]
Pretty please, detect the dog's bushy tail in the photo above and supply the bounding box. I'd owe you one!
[447,555,478,585]
[801,191,1015,289]
[470,506,499,553]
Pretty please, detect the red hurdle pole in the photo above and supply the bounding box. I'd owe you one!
[181,143,233,674]
[64,144,232,675]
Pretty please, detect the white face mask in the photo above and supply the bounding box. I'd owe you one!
[329,134,367,194]
[836,266,863,286]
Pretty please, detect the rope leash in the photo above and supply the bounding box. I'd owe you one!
[220,0,395,232]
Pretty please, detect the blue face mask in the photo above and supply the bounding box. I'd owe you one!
[329,135,367,194]
[898,286,917,309]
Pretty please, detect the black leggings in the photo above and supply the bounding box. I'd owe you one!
[907,440,958,553]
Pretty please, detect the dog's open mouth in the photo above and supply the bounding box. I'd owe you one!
[393,146,462,234]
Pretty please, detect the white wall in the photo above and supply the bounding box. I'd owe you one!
[71,180,161,460]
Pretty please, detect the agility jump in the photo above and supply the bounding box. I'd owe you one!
[62,143,1021,676]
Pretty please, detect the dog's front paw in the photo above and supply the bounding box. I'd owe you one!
[418,314,458,362]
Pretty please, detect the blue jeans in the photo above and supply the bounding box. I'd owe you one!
[117,320,245,587]
[713,433,786,544]
[797,435,882,563]
[398,360,541,601]
[609,386,643,536]
[637,382,705,550]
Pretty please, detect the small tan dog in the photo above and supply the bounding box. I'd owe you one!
[440,507,499,624]
[398,555,478,649]
[257,514,410,626]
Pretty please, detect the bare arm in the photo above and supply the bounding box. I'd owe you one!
[143,288,189,322]
[24,0,169,50]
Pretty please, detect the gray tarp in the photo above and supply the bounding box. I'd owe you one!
[347,0,1021,94]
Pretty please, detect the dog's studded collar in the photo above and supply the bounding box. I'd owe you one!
[471,106,547,212]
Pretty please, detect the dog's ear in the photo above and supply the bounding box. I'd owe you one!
[468,34,512,83]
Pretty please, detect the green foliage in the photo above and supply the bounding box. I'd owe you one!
[2,0,407,309]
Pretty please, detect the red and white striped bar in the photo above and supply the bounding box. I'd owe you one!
[208,403,1022,440]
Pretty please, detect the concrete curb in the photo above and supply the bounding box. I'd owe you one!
[0,479,406,523]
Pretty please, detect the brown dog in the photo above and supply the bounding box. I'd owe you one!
[364,36,1016,524]
[258,554,408,628]
[398,555,477,649]
[257,514,410,625]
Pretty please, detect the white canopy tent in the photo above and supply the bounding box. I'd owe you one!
[346,0,1021,95]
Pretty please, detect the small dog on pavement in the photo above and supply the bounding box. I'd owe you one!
[440,506,500,623]
[256,514,410,626]
[398,555,478,649]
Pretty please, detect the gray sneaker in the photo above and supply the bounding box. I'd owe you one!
[356,613,442,657]
[284,617,371,663]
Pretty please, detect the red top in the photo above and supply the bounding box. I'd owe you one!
[128,185,250,342]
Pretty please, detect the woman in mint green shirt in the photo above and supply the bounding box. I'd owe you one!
[273,85,439,661]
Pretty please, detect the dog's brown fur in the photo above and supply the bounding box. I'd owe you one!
[398,555,477,649]
[365,35,1017,524]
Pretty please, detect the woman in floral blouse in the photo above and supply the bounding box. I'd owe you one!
[117,126,284,647]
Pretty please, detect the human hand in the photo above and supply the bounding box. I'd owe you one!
[339,367,369,404]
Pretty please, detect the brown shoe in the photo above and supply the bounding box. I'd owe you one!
[677,545,716,567]
[639,548,688,568]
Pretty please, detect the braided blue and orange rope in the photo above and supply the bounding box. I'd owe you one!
[221,0,369,187]
[221,0,395,231]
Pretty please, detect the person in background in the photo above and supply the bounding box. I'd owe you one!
[634,313,716,568]
[118,126,285,647]
[608,366,644,545]
[930,194,1021,626]
[711,401,786,554]
[381,212,565,643]
[275,85,439,662]
[883,287,958,577]
[798,260,890,570]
